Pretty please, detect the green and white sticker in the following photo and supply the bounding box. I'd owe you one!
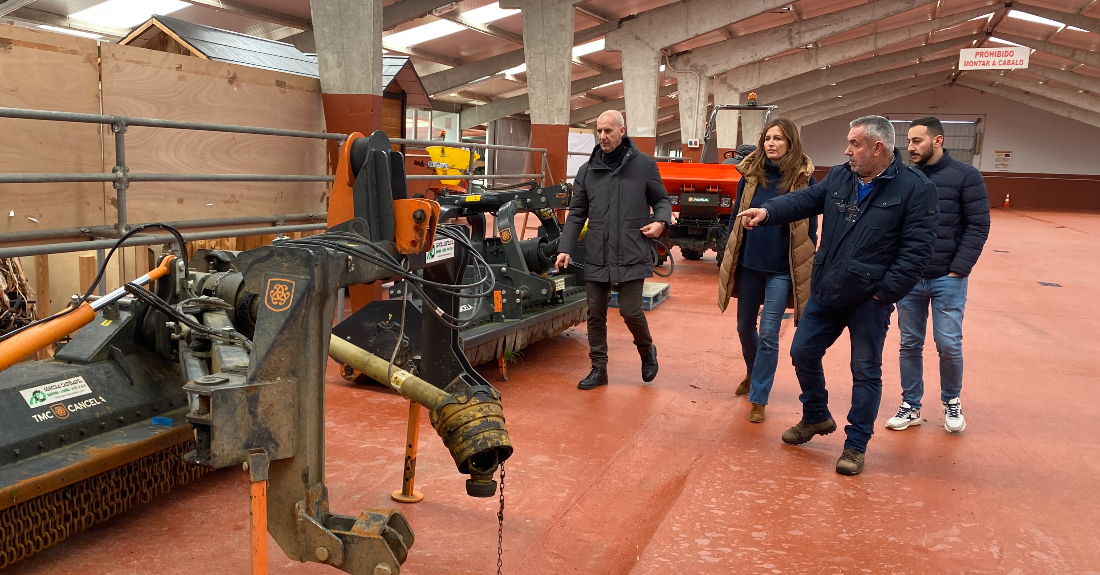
[20,376,92,408]
[426,238,455,264]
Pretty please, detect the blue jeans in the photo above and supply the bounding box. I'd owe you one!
[790,295,894,452]
[896,276,968,410]
[736,267,793,406]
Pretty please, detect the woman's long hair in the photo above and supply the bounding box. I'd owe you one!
[741,117,809,194]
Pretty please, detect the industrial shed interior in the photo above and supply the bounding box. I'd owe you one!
[0,0,1097,573]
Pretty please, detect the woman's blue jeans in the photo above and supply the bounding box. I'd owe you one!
[736,267,793,406]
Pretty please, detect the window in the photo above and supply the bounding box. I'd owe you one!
[891,119,980,167]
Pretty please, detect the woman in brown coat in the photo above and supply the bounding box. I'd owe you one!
[717,118,817,423]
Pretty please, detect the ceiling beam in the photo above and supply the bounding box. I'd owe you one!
[382,41,462,67]
[1027,63,1100,94]
[786,77,932,122]
[382,0,457,30]
[460,69,626,130]
[1014,1,1100,35]
[6,7,130,38]
[791,78,947,126]
[774,57,956,112]
[670,0,941,77]
[967,70,1100,113]
[569,83,678,124]
[177,0,310,30]
[656,130,681,147]
[420,19,619,96]
[756,33,981,103]
[991,32,1100,69]
[0,0,35,18]
[714,6,991,95]
[956,78,1100,129]
[605,0,792,54]
[435,11,523,44]
[575,5,610,24]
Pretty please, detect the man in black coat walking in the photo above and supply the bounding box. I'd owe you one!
[557,110,673,390]
[885,117,990,435]
[736,115,938,475]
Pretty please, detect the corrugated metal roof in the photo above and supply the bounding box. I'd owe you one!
[126,15,430,107]
[152,15,319,77]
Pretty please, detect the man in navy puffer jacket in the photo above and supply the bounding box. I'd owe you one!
[885,117,990,435]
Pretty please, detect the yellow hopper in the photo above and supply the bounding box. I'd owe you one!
[426,146,480,185]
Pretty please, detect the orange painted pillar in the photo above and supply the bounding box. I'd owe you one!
[322,94,385,309]
[680,144,703,163]
[531,124,569,187]
[632,136,656,157]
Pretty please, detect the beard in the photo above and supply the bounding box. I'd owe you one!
[912,146,934,165]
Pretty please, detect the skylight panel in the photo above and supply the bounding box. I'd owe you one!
[38,25,102,39]
[464,3,521,24]
[1007,10,1064,29]
[573,39,605,58]
[70,0,189,29]
[990,36,1026,47]
[385,20,465,47]
[385,2,520,47]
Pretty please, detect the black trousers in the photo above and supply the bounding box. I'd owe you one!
[586,279,654,369]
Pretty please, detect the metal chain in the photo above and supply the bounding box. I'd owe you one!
[0,440,209,568]
[496,462,505,575]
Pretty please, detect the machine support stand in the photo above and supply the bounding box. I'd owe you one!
[245,449,270,575]
[497,354,508,382]
[392,401,425,504]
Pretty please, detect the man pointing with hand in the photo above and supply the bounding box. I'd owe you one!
[737,115,937,476]
[556,110,672,390]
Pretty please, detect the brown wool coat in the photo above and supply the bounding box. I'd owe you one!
[717,151,816,325]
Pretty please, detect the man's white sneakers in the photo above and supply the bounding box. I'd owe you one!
[886,402,922,430]
[943,398,966,433]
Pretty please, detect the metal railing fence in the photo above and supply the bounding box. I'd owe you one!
[0,106,550,260]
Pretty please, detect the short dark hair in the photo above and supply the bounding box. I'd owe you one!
[910,117,944,138]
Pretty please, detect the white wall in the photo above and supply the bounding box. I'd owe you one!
[799,85,1100,175]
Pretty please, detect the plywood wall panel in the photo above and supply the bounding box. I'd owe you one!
[99,42,329,225]
[0,24,105,233]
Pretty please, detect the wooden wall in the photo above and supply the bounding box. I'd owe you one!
[0,25,105,234]
[99,42,328,224]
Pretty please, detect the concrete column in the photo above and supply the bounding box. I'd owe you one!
[311,0,384,152]
[310,0,384,307]
[711,74,740,153]
[617,45,662,155]
[501,0,581,185]
[741,92,766,150]
[667,66,708,162]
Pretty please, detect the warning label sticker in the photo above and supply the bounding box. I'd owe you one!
[20,376,92,408]
[426,238,456,264]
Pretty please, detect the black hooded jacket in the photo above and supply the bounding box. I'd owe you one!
[560,136,673,283]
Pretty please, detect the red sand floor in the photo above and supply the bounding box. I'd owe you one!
[11,208,1100,575]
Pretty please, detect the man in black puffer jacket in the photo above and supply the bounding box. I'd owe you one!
[885,117,990,436]
[736,115,937,476]
[557,110,672,390]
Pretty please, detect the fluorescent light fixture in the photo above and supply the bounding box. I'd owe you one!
[968,13,994,21]
[503,63,526,75]
[1067,25,1088,32]
[591,79,622,89]
[385,20,464,47]
[385,2,519,47]
[1007,10,1064,28]
[990,36,1026,47]
[659,64,666,72]
[573,38,605,57]
[70,0,189,29]
[37,25,102,39]
[463,2,520,24]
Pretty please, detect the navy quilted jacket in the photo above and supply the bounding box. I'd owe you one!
[917,149,990,278]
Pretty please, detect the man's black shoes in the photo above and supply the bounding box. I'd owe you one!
[641,344,658,382]
[578,367,609,390]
